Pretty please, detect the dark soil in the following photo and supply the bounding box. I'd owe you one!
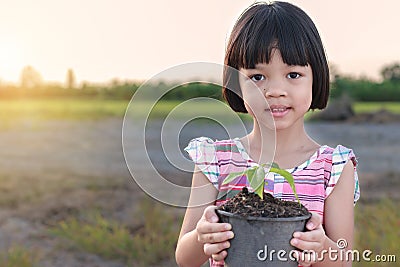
[217,187,310,218]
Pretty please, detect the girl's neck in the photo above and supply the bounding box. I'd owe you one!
[242,117,318,164]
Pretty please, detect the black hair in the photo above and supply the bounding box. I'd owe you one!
[223,1,330,112]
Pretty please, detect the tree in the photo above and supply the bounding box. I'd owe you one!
[66,68,76,89]
[20,66,43,88]
[381,62,400,82]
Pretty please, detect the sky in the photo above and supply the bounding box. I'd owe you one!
[0,0,399,84]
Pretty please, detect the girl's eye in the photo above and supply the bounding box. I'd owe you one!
[287,72,301,79]
[250,74,265,82]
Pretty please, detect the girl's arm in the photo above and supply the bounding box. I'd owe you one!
[318,160,355,266]
[291,161,356,267]
[175,166,233,267]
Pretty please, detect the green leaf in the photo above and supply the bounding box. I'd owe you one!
[270,167,300,204]
[254,184,264,199]
[246,167,257,183]
[222,171,245,185]
[250,166,265,199]
[222,166,257,185]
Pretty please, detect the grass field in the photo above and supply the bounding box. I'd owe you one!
[0,98,251,129]
[0,198,397,266]
[0,99,128,120]
[49,199,181,267]
[1,98,399,123]
[354,199,399,267]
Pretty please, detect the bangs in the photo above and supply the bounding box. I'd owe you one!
[228,3,312,69]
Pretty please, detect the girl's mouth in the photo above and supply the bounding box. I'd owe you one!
[266,106,291,118]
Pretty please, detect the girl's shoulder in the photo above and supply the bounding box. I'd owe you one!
[185,137,242,155]
[322,144,360,203]
[321,144,355,153]
[184,137,244,190]
[184,136,246,168]
[319,144,357,165]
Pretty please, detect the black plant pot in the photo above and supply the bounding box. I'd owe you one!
[216,210,311,267]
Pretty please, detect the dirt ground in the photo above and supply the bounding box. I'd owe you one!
[0,118,398,266]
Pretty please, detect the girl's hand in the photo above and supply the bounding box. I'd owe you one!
[290,212,327,266]
[196,206,234,262]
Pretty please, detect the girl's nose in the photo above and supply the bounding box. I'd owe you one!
[264,84,287,98]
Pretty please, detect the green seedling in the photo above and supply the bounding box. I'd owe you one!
[222,163,300,203]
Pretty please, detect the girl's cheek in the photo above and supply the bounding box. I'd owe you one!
[244,102,255,116]
[243,92,265,114]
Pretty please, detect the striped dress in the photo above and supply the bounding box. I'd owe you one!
[185,137,360,267]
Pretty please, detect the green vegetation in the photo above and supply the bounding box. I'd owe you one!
[354,198,399,267]
[222,162,299,202]
[2,61,399,102]
[0,98,128,121]
[50,198,181,266]
[0,178,43,208]
[0,81,222,101]
[329,62,400,102]
[353,102,400,114]
[0,98,252,129]
[0,245,40,267]
[2,98,400,130]
[0,196,396,267]
[0,197,395,267]
[141,99,250,122]
[2,98,400,122]
[153,82,222,101]
[1,60,400,125]
[0,82,138,100]
[331,77,400,102]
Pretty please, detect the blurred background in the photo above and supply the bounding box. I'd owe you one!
[0,0,398,266]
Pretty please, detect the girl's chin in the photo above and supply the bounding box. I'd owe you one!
[254,118,276,131]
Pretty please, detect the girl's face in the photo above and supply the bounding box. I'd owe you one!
[238,49,313,131]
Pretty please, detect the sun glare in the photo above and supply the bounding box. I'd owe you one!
[0,40,24,82]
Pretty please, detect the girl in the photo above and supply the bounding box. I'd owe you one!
[176,2,360,267]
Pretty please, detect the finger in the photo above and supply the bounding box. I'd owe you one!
[198,230,234,243]
[306,212,322,230]
[293,226,324,242]
[212,250,228,262]
[197,220,231,235]
[290,238,322,252]
[203,205,219,223]
[204,242,230,257]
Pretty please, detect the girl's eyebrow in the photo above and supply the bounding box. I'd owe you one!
[239,66,258,71]
[288,65,311,70]
[249,64,266,70]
